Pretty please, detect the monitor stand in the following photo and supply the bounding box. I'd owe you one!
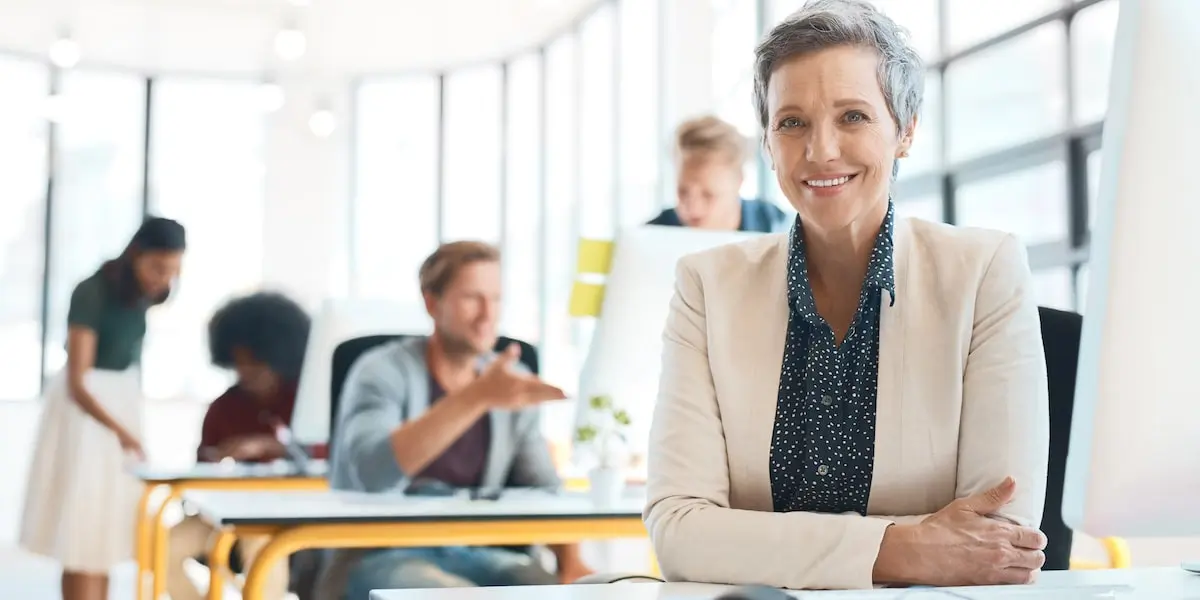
[1183,561,1200,574]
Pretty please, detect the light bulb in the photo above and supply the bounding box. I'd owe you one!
[274,28,306,61]
[49,36,80,69]
[308,109,335,137]
[257,82,285,113]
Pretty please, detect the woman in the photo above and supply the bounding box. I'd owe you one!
[167,291,312,600]
[647,115,788,232]
[21,217,186,600]
[644,0,1050,591]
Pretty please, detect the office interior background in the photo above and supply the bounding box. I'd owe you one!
[0,0,1194,568]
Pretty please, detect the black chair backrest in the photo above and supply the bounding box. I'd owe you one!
[328,334,539,444]
[1037,306,1083,571]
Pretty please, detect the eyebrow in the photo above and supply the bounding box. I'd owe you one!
[773,98,874,114]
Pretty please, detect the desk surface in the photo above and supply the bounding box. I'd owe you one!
[184,488,644,526]
[134,459,328,482]
[368,568,1200,600]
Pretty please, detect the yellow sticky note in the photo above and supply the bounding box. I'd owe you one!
[569,282,606,317]
[576,239,615,275]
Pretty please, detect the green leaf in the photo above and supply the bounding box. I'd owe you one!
[589,395,612,410]
[613,409,632,425]
[575,425,597,442]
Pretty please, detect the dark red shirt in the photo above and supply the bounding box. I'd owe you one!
[414,373,490,488]
[197,382,297,463]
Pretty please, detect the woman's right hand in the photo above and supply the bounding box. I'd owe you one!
[114,427,145,462]
[896,477,1048,586]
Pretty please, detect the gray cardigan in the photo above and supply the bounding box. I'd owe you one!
[315,336,560,599]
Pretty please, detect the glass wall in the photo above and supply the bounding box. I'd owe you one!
[0,58,268,402]
[144,78,267,401]
[0,57,50,401]
[351,0,661,450]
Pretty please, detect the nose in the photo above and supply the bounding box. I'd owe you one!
[805,122,841,163]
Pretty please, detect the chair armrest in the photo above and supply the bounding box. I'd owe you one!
[573,572,665,584]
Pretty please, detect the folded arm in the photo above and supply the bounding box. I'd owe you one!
[643,259,893,590]
[956,235,1050,527]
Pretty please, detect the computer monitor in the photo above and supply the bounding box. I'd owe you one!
[1062,0,1200,547]
[575,225,761,454]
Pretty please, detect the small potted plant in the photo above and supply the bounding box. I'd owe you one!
[575,394,632,506]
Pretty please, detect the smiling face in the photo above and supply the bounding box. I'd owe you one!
[764,44,915,235]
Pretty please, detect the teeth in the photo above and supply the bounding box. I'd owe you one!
[806,176,851,187]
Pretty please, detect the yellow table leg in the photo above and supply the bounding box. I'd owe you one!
[648,547,661,578]
[207,528,237,600]
[134,484,158,600]
[152,486,183,600]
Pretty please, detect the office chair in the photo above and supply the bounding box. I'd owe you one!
[328,334,539,441]
[1037,306,1130,571]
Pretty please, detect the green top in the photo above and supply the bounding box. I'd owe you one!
[67,271,148,371]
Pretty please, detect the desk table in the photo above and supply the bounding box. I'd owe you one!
[185,488,649,600]
[132,461,328,600]
[368,567,1200,599]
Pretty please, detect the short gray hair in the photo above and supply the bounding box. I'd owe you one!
[754,0,924,139]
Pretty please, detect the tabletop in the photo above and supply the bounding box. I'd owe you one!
[183,487,645,526]
[368,568,1200,600]
[133,458,328,482]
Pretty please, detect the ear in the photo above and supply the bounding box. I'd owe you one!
[421,291,438,319]
[896,115,918,158]
[762,134,777,172]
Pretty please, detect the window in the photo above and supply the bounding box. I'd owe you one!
[0,57,49,400]
[1071,0,1119,124]
[442,66,503,243]
[955,160,1070,246]
[946,0,1061,52]
[142,79,266,402]
[712,0,760,201]
[352,77,440,301]
[894,194,944,222]
[617,0,661,229]
[44,70,146,378]
[502,54,543,345]
[1032,266,1076,311]
[902,70,942,178]
[1088,148,1102,229]
[945,24,1068,162]
[541,36,580,394]
[579,4,616,240]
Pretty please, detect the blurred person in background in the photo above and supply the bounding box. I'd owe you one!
[648,115,788,232]
[20,216,186,600]
[166,291,312,600]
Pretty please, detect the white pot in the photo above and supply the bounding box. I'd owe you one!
[588,466,624,507]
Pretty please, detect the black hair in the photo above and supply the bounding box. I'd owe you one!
[100,216,187,306]
[207,291,312,383]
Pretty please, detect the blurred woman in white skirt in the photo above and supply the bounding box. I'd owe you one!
[21,217,186,600]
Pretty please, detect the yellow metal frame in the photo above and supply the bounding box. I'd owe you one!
[134,476,328,600]
[1069,536,1132,570]
[213,517,648,600]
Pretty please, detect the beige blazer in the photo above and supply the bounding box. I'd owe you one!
[643,217,1050,590]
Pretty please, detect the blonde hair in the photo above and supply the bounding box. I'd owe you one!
[419,241,500,297]
[674,115,749,165]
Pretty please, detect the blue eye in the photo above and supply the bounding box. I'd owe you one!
[778,117,802,129]
[845,111,867,123]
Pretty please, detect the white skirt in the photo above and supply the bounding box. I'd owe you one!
[19,369,144,573]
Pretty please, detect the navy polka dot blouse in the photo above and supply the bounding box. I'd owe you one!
[769,202,896,516]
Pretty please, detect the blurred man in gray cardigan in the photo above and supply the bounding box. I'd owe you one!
[317,241,593,600]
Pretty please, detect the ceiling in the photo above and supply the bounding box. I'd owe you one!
[0,0,602,77]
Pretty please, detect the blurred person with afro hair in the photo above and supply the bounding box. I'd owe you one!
[166,291,311,600]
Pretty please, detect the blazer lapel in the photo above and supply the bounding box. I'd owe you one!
[871,217,910,503]
[729,237,791,512]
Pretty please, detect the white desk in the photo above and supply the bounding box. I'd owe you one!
[368,568,1200,600]
[184,488,649,600]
